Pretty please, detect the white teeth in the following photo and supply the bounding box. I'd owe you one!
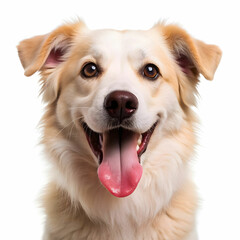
[136,135,142,151]
[137,135,142,146]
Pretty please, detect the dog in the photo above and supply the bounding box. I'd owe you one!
[17,20,221,240]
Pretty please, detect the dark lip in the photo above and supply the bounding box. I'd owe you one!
[81,122,158,164]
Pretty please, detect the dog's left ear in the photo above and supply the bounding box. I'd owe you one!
[156,24,222,107]
[160,24,222,80]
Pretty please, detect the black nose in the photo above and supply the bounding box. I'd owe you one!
[104,91,138,121]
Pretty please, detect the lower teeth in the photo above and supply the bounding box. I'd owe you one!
[137,135,142,145]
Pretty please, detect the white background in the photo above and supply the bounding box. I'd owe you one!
[0,0,240,239]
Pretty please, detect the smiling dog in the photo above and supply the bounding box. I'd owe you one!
[18,21,221,240]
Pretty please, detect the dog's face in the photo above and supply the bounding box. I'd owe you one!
[59,29,183,197]
[18,22,221,199]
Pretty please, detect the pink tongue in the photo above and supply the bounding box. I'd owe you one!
[97,128,143,197]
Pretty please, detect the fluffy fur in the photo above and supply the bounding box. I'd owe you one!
[18,21,221,240]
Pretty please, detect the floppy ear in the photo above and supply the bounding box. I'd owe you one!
[17,22,85,76]
[159,24,222,107]
[17,22,85,102]
[162,24,222,80]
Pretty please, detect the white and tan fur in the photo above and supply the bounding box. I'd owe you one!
[18,21,221,240]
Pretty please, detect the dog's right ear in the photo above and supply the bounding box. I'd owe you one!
[18,34,47,76]
[17,21,86,103]
[17,21,85,77]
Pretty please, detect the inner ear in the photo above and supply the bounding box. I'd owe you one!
[176,53,198,77]
[42,34,72,70]
[44,47,68,69]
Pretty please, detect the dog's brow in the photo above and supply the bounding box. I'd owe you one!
[128,49,146,62]
[89,48,104,62]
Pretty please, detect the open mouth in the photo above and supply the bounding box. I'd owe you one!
[81,122,157,198]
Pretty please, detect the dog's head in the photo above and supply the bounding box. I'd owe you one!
[18,21,221,198]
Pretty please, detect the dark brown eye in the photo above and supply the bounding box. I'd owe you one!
[81,63,99,78]
[143,64,160,80]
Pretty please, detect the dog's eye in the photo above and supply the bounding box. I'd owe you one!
[81,63,99,78]
[142,64,160,80]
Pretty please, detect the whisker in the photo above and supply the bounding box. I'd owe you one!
[68,122,75,140]
[55,116,84,137]
[70,106,90,110]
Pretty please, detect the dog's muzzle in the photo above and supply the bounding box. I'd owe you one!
[82,90,157,198]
